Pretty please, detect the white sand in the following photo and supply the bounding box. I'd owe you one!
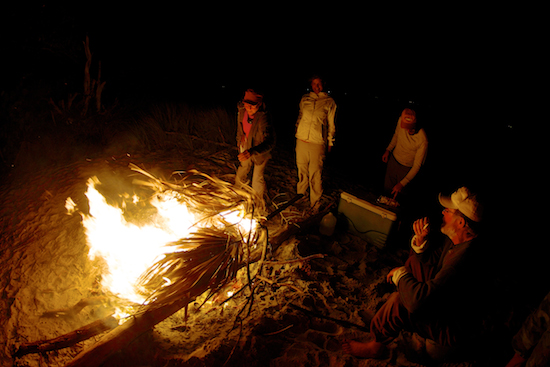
[0,149,479,367]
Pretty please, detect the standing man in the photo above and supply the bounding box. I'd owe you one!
[235,88,275,205]
[295,76,337,212]
[382,108,428,199]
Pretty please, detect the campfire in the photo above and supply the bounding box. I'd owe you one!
[18,163,272,366]
[68,164,262,313]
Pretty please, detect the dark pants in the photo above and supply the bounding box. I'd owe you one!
[370,255,464,347]
[383,153,411,197]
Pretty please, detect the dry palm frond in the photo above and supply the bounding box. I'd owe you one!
[129,164,268,313]
[138,228,243,307]
[129,163,265,217]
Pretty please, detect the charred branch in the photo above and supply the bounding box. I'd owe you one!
[14,315,118,358]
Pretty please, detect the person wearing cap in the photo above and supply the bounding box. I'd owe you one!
[295,76,337,212]
[382,108,428,199]
[343,187,491,361]
[235,88,275,203]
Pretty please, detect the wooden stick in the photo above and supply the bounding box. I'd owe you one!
[263,253,325,265]
[288,304,370,332]
[265,194,303,220]
[267,197,337,249]
[262,324,293,336]
[14,314,118,358]
[64,299,190,367]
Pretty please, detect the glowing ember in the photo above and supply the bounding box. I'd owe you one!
[69,176,257,308]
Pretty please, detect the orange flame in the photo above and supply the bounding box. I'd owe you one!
[68,176,257,310]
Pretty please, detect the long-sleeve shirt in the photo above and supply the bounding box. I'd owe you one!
[385,233,493,347]
[396,237,473,314]
[236,103,275,165]
[390,231,490,332]
[295,92,337,147]
[386,117,428,186]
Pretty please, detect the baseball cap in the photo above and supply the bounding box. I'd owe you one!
[243,89,263,106]
[439,187,483,222]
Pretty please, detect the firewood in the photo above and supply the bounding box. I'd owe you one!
[14,314,118,358]
[62,215,321,366]
[61,215,326,366]
[64,299,190,367]
[62,169,334,367]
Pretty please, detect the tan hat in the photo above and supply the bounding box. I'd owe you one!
[439,187,483,222]
[400,108,417,129]
[243,89,263,106]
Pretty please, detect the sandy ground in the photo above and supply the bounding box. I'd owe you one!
[0,140,512,367]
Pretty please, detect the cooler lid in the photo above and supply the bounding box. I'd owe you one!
[340,192,397,221]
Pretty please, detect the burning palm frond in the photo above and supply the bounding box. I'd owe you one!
[129,163,265,218]
[129,164,268,313]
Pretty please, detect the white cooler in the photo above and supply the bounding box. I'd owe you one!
[337,192,398,248]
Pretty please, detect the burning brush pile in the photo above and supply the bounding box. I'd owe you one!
[4,155,500,366]
[58,163,277,366]
[74,163,267,311]
[8,161,331,367]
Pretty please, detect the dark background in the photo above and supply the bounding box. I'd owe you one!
[1,4,542,305]
[1,3,527,174]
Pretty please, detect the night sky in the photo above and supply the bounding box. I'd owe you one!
[3,4,521,105]
[2,4,530,211]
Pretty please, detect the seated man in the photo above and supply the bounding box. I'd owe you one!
[343,187,488,360]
